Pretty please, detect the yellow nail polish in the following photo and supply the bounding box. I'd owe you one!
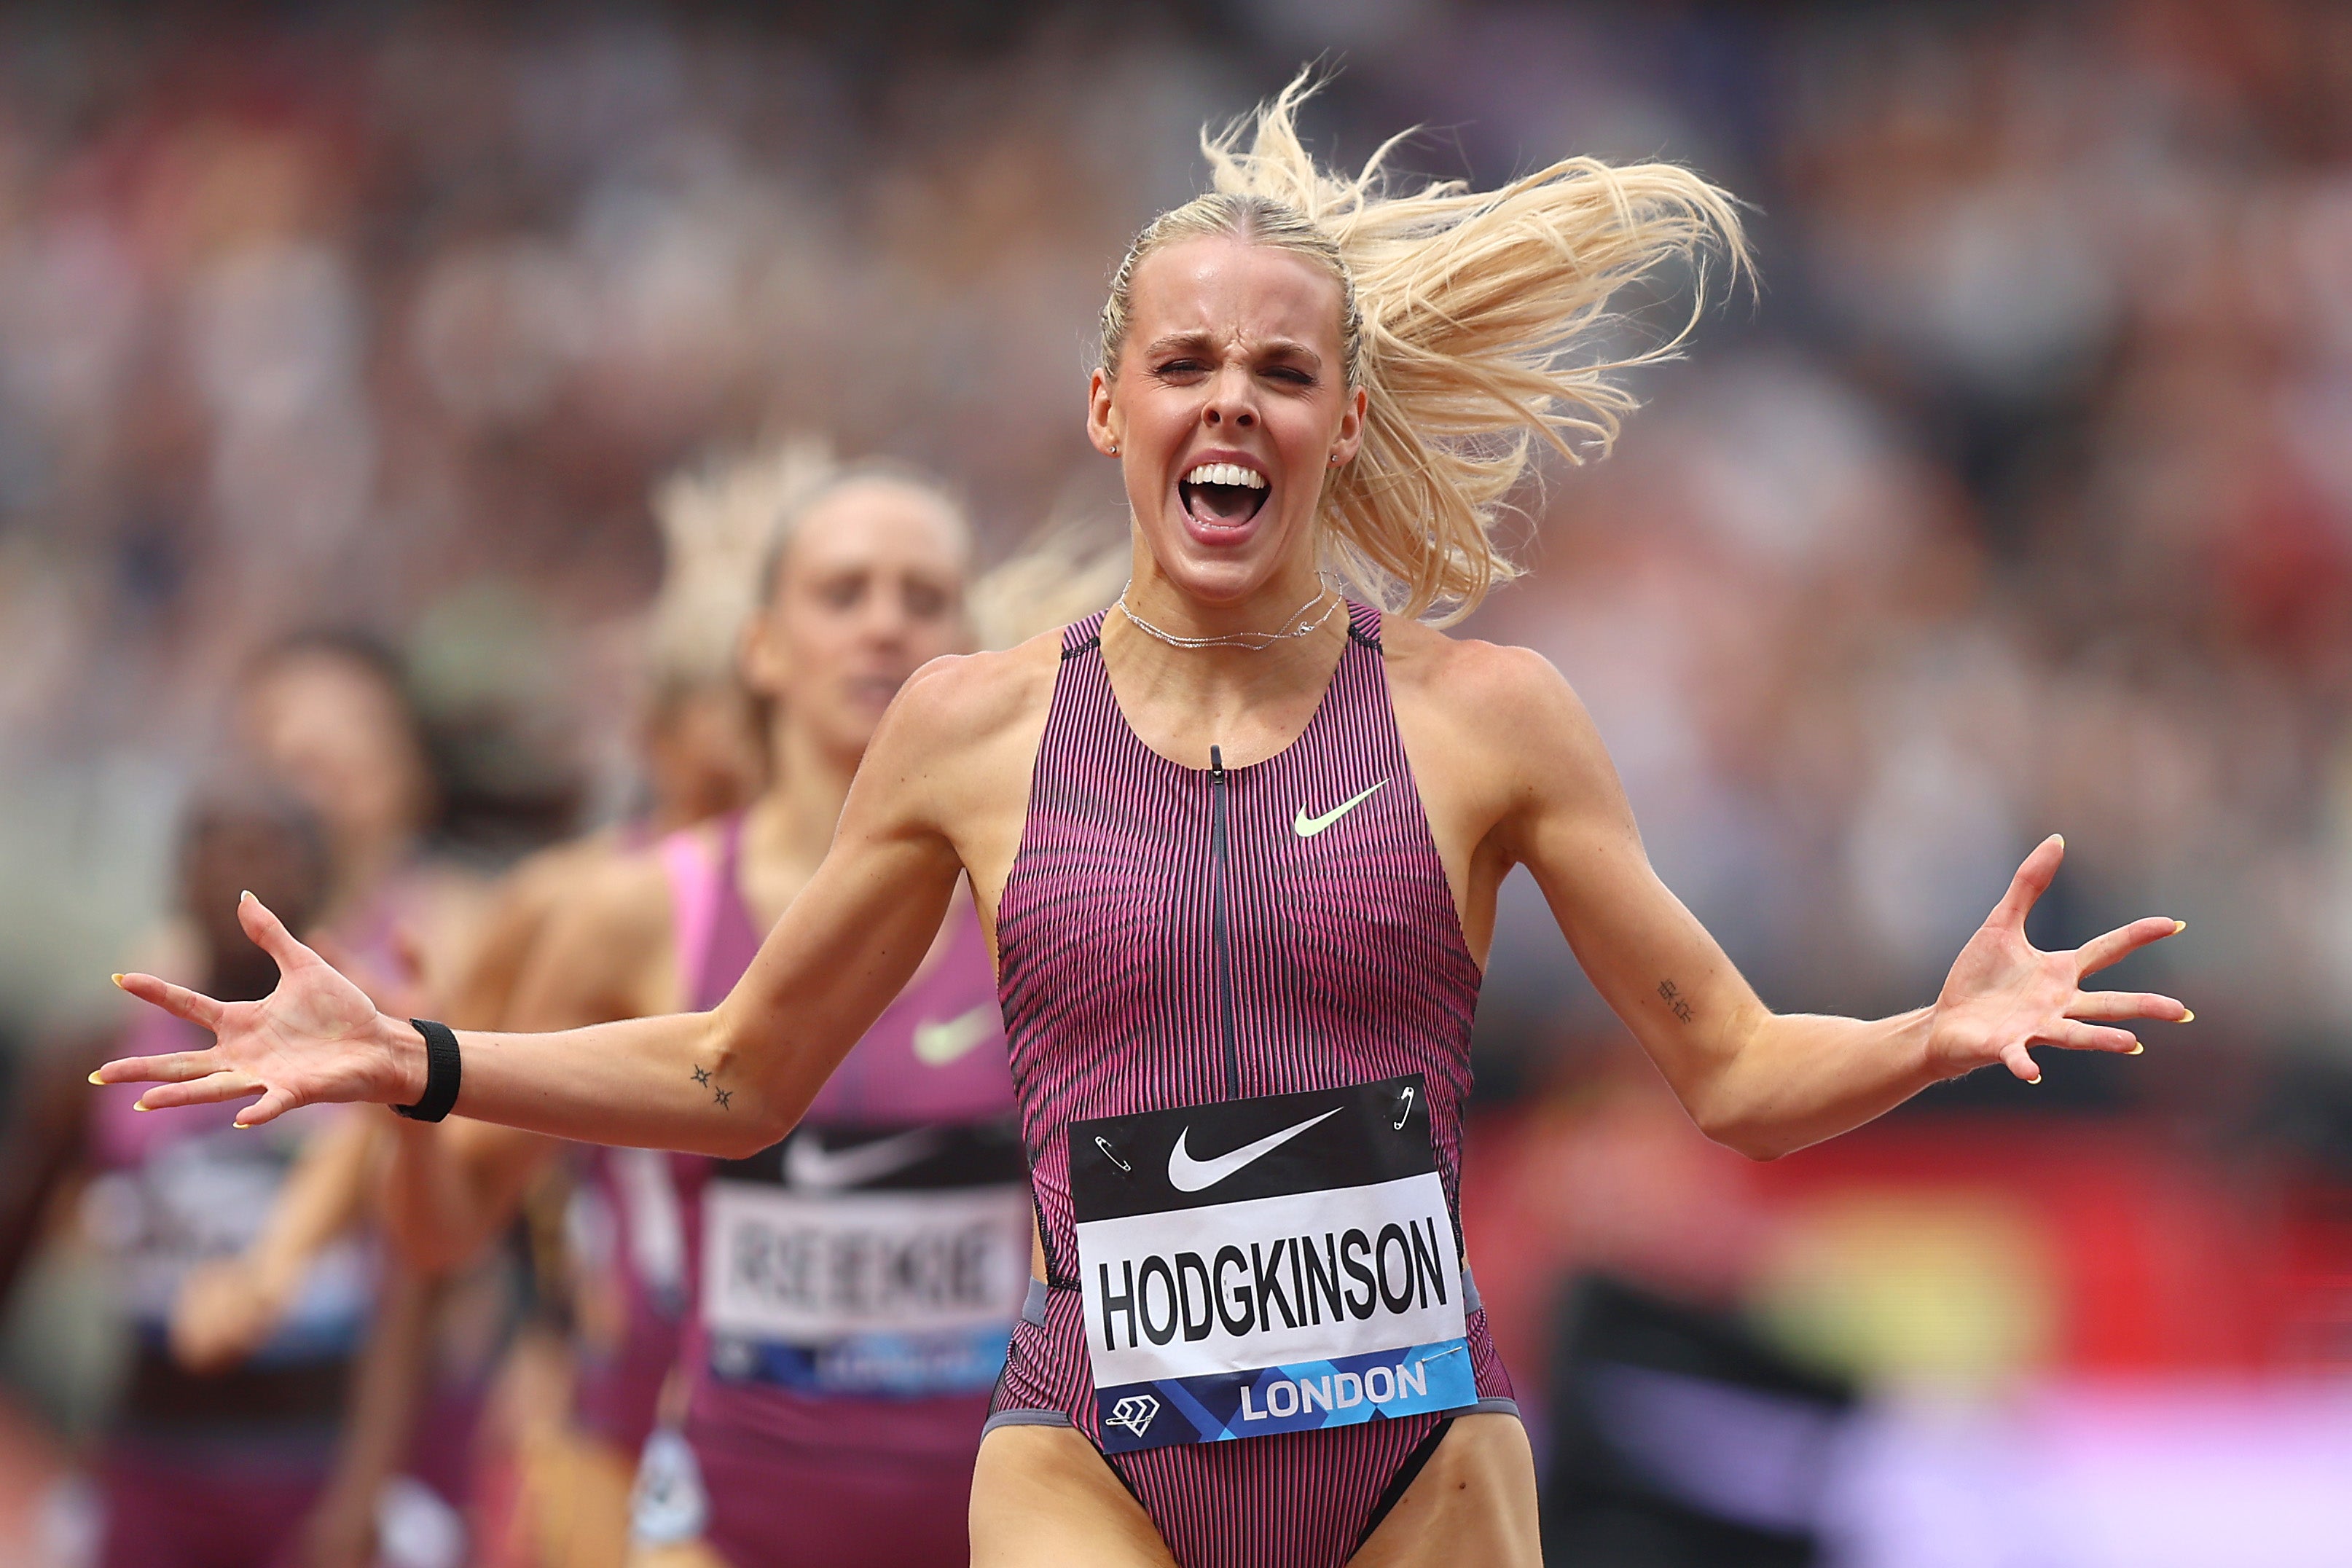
[240,889,254,903]
[87,1071,103,1085]
[2172,920,2185,933]
[110,973,124,988]
[2026,1073,2043,1085]
[2179,1010,2193,1022]
[132,1099,150,1113]
[2128,1043,2144,1055]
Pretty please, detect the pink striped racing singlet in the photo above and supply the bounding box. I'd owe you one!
[624,813,1026,1567]
[985,603,1518,1568]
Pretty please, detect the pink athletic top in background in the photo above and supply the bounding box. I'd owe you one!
[621,814,1023,1564]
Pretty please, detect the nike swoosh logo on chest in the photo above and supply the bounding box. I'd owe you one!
[1293,778,1388,838]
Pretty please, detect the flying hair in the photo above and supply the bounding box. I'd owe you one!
[1099,70,1749,622]
[970,515,1127,651]
[644,435,840,697]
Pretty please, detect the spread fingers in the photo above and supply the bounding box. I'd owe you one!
[130,1070,264,1113]
[2043,1020,2143,1054]
[110,972,224,1032]
[2076,917,2182,977]
[2069,991,2190,1024]
[92,1048,223,1088]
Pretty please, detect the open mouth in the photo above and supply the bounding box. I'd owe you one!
[1178,461,1269,530]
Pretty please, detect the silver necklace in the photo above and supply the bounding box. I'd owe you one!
[1116,583,1342,651]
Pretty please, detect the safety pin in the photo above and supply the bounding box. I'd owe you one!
[1094,1136,1132,1173]
[1392,1086,1416,1130]
[1416,1345,1464,1366]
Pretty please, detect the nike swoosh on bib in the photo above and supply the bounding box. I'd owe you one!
[912,1004,999,1066]
[1293,778,1387,838]
[1167,1107,1344,1193]
[785,1127,943,1191]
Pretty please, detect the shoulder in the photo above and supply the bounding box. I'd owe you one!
[1379,615,1618,820]
[530,837,675,968]
[851,630,1063,846]
[890,634,1063,740]
[1379,616,1593,740]
[862,635,1063,801]
[501,837,678,1025]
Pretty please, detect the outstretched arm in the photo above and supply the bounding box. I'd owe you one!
[1479,649,2188,1160]
[95,669,976,1160]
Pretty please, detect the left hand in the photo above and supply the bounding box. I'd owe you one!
[1928,834,2190,1084]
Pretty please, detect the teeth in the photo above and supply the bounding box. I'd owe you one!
[1184,463,1267,490]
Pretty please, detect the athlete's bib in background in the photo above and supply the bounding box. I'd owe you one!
[700,1119,1030,1398]
[1070,1074,1474,1453]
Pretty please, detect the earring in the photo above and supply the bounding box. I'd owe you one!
[1329,454,1342,466]
[1109,444,1119,455]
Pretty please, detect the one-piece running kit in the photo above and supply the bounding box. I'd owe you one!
[988,603,1518,1568]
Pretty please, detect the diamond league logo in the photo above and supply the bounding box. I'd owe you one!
[1104,1394,1161,1438]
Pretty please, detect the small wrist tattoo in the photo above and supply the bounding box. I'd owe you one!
[713,1087,732,1109]
[691,1065,710,1086]
[1658,979,1695,1024]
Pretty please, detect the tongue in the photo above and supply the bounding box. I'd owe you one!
[1183,482,1264,527]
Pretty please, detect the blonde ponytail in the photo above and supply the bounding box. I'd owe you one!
[1100,71,1747,622]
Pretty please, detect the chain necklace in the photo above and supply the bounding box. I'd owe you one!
[1115,582,1342,651]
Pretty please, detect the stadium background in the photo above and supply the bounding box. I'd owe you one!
[0,2,2346,1564]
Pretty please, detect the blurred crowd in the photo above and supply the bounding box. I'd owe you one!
[1,1,2348,1565]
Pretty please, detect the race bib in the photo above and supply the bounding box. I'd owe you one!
[701,1121,1030,1398]
[1070,1075,1475,1453]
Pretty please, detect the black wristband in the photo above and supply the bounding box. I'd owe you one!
[393,1019,462,1123]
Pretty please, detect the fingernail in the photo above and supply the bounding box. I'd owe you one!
[2026,1073,2043,1085]
[240,890,254,903]
[87,1071,104,1085]
[132,1099,151,1112]
[2172,920,2186,934]
[2128,1043,2145,1055]
[2053,834,2065,848]
[110,973,124,988]
[2179,1010,2194,1023]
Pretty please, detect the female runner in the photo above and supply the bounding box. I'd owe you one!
[383,459,1038,1568]
[180,449,777,1568]
[99,77,2192,1568]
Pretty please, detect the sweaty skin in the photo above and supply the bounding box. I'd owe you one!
[104,238,2187,1568]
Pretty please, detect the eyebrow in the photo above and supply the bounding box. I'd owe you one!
[1140,331,1324,369]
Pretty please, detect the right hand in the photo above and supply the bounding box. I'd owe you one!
[96,893,424,1127]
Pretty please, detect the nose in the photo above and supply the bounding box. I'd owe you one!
[1202,363,1256,431]
[855,581,912,644]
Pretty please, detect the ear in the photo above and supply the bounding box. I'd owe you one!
[1086,368,1121,458]
[1330,383,1367,467]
